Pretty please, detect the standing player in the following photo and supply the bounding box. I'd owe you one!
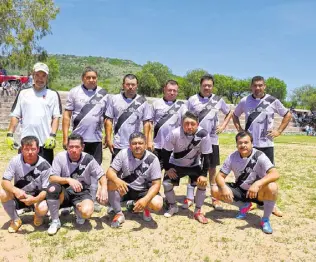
[106,132,163,228]
[233,75,292,216]
[62,67,108,211]
[46,134,108,235]
[162,111,212,224]
[186,74,232,210]
[0,136,51,233]
[213,131,279,234]
[150,79,187,166]
[6,62,62,164]
[105,74,152,160]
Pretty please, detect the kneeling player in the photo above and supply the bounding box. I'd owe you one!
[0,136,51,233]
[213,131,279,234]
[162,111,212,224]
[46,134,108,235]
[107,132,163,228]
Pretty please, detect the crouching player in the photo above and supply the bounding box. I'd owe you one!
[46,134,108,235]
[213,131,279,234]
[107,132,163,228]
[0,136,51,233]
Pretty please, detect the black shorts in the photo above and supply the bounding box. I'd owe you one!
[111,148,122,162]
[14,191,40,210]
[60,186,92,208]
[254,147,274,164]
[226,183,263,205]
[121,187,149,202]
[153,148,163,170]
[84,142,103,165]
[209,145,220,168]
[163,165,203,186]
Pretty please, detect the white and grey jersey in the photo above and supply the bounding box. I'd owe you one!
[220,148,274,190]
[234,94,289,148]
[187,94,230,145]
[151,99,187,149]
[65,85,108,142]
[105,93,152,149]
[111,149,162,191]
[51,151,104,188]
[10,87,62,146]
[3,155,51,192]
[164,126,213,167]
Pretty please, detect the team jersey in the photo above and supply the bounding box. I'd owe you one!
[3,155,51,192]
[51,151,104,188]
[164,126,213,167]
[151,98,187,149]
[220,148,274,191]
[111,148,161,191]
[105,93,152,149]
[187,93,230,145]
[10,87,62,146]
[65,85,108,142]
[234,94,289,148]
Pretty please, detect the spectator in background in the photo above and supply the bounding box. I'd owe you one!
[0,65,7,75]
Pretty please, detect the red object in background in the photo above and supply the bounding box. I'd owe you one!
[0,74,29,84]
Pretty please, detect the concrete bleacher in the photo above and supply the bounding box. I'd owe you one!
[0,91,302,133]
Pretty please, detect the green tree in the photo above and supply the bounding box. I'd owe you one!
[142,61,172,88]
[0,0,59,68]
[46,57,60,88]
[183,69,208,98]
[291,85,316,110]
[265,77,287,101]
[136,70,160,97]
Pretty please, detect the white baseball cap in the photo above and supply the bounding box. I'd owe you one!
[33,62,49,75]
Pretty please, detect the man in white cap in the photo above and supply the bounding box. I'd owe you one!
[6,62,62,164]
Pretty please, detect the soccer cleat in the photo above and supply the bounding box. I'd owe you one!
[17,207,33,215]
[33,214,44,227]
[261,217,273,234]
[164,205,179,218]
[60,207,73,216]
[126,200,135,212]
[142,209,152,222]
[93,201,103,213]
[111,213,125,228]
[211,198,224,211]
[76,217,86,225]
[194,209,208,224]
[8,219,22,233]
[272,206,283,217]
[182,198,193,209]
[236,202,252,219]
[47,220,61,236]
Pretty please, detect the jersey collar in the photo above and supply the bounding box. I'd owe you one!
[67,152,82,163]
[198,92,213,99]
[122,92,137,101]
[251,94,266,100]
[163,97,176,105]
[22,155,39,167]
[82,84,97,92]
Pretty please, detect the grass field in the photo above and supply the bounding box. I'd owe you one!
[0,131,316,262]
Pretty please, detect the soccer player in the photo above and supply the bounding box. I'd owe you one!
[213,131,279,234]
[0,136,51,233]
[150,79,187,166]
[46,134,108,235]
[105,74,152,160]
[6,62,62,164]
[162,111,212,224]
[62,67,108,211]
[186,74,232,210]
[233,75,292,216]
[106,132,163,228]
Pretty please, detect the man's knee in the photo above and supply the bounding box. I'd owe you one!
[149,195,163,212]
[35,201,48,216]
[162,180,173,192]
[46,183,62,200]
[78,201,94,219]
[0,188,14,202]
[267,182,278,195]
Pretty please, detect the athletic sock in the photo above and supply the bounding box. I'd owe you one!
[108,190,122,213]
[263,200,275,219]
[194,188,206,212]
[186,184,195,201]
[47,199,60,221]
[90,182,98,202]
[2,200,19,221]
[164,188,176,205]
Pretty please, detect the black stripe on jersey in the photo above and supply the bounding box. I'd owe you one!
[153,101,184,139]
[51,89,63,115]
[69,154,94,189]
[173,129,208,159]
[73,89,107,130]
[198,95,221,122]
[114,95,146,134]
[245,96,277,131]
[14,163,47,189]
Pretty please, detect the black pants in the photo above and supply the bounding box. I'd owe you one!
[84,142,103,165]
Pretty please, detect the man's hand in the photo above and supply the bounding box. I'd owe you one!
[246,182,260,199]
[13,188,27,200]
[216,125,225,134]
[5,133,15,150]
[67,178,83,192]
[44,135,56,149]
[197,176,207,187]
[133,197,148,212]
[106,139,114,154]
[96,187,108,205]
[219,185,234,203]
[166,168,177,180]
[114,178,128,196]
[267,130,281,139]
[20,195,37,206]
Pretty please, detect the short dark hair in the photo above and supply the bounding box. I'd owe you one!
[21,136,39,148]
[68,133,84,146]
[129,131,146,143]
[165,79,178,87]
[123,74,138,84]
[82,66,98,78]
[251,76,265,85]
[200,74,215,85]
[235,131,253,143]
[182,111,199,123]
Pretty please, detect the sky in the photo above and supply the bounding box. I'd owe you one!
[41,0,316,94]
